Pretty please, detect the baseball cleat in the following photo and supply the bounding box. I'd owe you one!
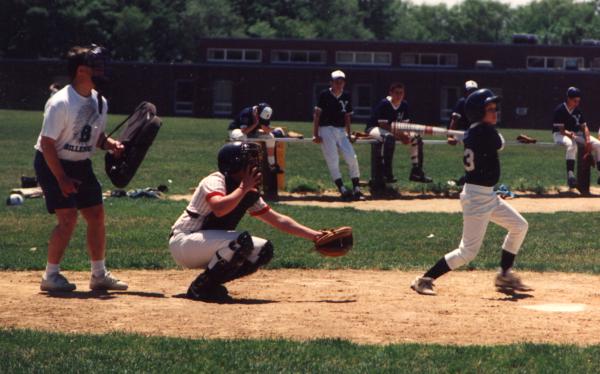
[187,275,231,302]
[89,271,128,291]
[41,272,76,292]
[353,190,366,201]
[494,270,533,292]
[269,164,284,174]
[409,168,433,183]
[567,176,577,189]
[410,276,436,295]
[340,189,354,202]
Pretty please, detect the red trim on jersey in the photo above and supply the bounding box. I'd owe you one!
[249,205,271,216]
[205,191,225,202]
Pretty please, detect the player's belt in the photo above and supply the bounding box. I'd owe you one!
[186,209,200,218]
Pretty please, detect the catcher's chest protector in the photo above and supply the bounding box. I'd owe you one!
[105,102,162,188]
[201,177,260,230]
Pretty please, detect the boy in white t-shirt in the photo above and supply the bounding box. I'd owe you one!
[34,45,127,292]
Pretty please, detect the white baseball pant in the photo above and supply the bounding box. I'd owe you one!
[444,183,528,270]
[169,230,268,269]
[319,126,360,181]
[553,132,600,162]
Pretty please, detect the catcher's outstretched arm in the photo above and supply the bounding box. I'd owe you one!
[255,209,320,241]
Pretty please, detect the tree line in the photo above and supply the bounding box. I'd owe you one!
[2,0,600,62]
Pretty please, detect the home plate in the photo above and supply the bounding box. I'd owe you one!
[522,303,587,312]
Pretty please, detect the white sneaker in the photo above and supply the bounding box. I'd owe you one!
[40,272,76,292]
[410,276,436,295]
[495,270,533,292]
[90,271,128,291]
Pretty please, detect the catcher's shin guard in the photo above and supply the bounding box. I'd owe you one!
[382,134,396,180]
[223,240,274,283]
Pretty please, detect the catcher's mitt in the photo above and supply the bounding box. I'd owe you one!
[516,134,537,144]
[314,226,353,257]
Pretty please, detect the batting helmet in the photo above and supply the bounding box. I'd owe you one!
[464,88,501,123]
[218,142,261,176]
[256,103,273,125]
[566,86,581,98]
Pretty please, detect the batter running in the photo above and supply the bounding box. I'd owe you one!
[411,88,531,295]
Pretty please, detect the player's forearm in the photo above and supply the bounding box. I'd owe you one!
[40,137,67,180]
[263,212,320,241]
[209,188,247,217]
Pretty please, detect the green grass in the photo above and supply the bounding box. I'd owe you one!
[1,329,599,373]
[2,199,600,273]
[0,109,571,195]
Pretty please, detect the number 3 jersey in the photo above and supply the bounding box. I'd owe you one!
[463,123,504,187]
[34,84,107,161]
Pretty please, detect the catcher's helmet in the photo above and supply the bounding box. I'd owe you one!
[566,86,581,98]
[256,103,272,125]
[465,88,501,123]
[218,142,261,176]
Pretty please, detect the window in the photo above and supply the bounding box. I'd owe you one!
[401,53,458,67]
[335,51,391,65]
[174,80,194,115]
[207,48,262,63]
[353,84,373,118]
[527,56,583,70]
[440,86,460,122]
[213,80,233,116]
[271,50,326,64]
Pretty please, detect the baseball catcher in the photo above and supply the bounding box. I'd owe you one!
[169,142,352,302]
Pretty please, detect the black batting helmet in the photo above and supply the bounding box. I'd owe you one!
[566,86,581,99]
[464,88,501,123]
[218,142,261,176]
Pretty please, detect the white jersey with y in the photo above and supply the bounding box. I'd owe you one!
[171,172,270,234]
[34,85,108,161]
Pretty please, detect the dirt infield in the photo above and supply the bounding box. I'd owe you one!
[2,270,599,346]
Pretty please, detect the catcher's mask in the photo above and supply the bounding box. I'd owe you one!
[218,142,261,176]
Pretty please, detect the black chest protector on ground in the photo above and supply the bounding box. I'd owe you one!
[201,177,261,230]
[105,102,162,188]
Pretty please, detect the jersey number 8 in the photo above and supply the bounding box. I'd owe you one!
[79,125,92,143]
[463,149,475,171]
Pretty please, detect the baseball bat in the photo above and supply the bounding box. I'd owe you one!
[391,122,465,137]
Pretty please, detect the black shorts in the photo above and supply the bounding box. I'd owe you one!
[34,151,103,214]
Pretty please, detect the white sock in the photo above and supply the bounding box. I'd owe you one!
[568,171,575,178]
[45,262,60,276]
[268,155,276,165]
[91,259,107,278]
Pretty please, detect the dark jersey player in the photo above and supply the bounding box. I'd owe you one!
[551,87,600,187]
[411,88,530,296]
[365,83,431,183]
[447,80,479,145]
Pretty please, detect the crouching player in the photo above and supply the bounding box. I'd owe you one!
[169,142,322,301]
[411,89,531,295]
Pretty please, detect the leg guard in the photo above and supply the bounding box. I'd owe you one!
[223,240,274,283]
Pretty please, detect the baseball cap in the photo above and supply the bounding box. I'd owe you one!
[256,103,273,125]
[331,70,346,80]
[465,80,478,91]
[566,86,581,98]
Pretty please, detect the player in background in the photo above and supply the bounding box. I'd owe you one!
[34,45,128,292]
[229,103,282,173]
[366,82,432,184]
[411,89,530,296]
[447,80,479,145]
[552,87,600,187]
[312,70,364,201]
[169,142,323,302]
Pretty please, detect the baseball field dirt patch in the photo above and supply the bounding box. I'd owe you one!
[1,270,598,345]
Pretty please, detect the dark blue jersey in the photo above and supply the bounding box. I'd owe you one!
[552,103,585,133]
[449,97,469,131]
[462,123,503,187]
[228,107,266,136]
[316,89,353,127]
[366,98,409,131]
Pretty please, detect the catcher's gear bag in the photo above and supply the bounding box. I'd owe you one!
[314,226,353,257]
[105,102,162,188]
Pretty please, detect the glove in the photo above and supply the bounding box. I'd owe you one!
[516,134,537,144]
[313,226,353,257]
